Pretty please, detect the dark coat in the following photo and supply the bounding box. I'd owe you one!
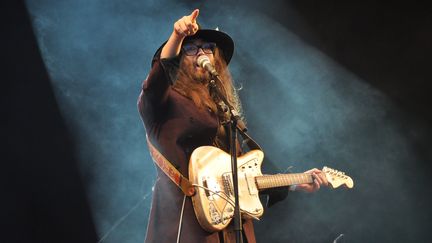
[138,57,257,243]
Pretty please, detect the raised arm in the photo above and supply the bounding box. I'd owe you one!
[160,9,200,58]
[138,9,201,123]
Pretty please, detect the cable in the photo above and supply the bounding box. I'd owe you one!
[176,195,187,243]
[97,192,151,243]
[191,184,260,221]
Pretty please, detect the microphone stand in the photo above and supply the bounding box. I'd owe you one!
[208,76,246,243]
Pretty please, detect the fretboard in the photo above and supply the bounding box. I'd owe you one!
[255,173,313,190]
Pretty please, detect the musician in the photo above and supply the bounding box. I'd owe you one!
[138,9,328,243]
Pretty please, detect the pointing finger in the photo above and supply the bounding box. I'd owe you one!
[190,9,199,22]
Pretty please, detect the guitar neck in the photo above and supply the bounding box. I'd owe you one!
[255,173,313,190]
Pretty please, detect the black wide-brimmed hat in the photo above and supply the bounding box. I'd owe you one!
[152,28,234,66]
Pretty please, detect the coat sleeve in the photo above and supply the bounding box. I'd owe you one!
[137,56,180,124]
[261,187,289,207]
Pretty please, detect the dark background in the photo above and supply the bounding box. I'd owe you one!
[3,1,431,242]
[2,1,98,242]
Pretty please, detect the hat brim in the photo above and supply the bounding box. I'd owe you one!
[152,29,234,66]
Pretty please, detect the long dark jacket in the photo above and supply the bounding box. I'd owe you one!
[138,56,287,243]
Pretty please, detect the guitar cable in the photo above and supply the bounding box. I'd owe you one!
[191,184,260,221]
[176,194,187,243]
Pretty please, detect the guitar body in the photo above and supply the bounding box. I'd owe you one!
[189,146,354,232]
[189,146,265,232]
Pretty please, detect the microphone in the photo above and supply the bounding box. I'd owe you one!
[197,55,219,76]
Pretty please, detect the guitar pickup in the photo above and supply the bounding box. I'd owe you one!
[222,173,233,197]
[246,174,258,195]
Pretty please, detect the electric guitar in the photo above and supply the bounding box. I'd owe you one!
[188,146,354,232]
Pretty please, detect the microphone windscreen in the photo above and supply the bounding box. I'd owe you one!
[197,55,210,68]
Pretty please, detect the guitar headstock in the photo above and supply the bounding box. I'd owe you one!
[322,166,354,189]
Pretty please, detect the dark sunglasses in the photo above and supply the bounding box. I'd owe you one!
[182,42,216,56]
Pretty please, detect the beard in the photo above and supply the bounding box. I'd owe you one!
[180,56,212,84]
[173,57,216,113]
[192,67,212,83]
[173,52,239,116]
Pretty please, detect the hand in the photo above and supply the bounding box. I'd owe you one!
[295,168,329,193]
[173,9,200,37]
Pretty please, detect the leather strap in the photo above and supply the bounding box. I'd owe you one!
[146,127,260,197]
[237,125,263,151]
[146,135,195,197]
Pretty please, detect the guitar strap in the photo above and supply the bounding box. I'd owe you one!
[237,125,263,151]
[145,127,262,197]
[146,135,196,197]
